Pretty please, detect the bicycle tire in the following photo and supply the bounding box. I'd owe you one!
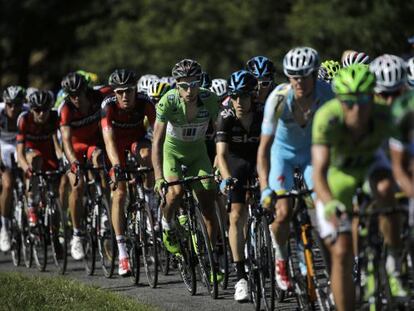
[83,203,96,276]
[33,221,48,272]
[10,217,21,267]
[97,197,116,278]
[140,203,158,288]
[258,217,275,311]
[176,223,197,295]
[215,203,229,290]
[50,199,68,275]
[193,205,218,299]
[246,218,261,310]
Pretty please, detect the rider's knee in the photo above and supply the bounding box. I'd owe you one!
[1,172,13,191]
[330,235,353,264]
[375,178,394,200]
[276,202,290,223]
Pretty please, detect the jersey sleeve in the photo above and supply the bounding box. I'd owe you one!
[101,99,114,131]
[16,113,27,144]
[261,86,287,136]
[144,101,156,128]
[215,109,234,143]
[312,102,337,146]
[156,92,171,123]
[59,102,71,127]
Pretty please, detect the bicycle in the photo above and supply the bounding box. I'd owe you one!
[9,155,31,268]
[274,168,333,311]
[74,161,116,278]
[115,154,158,288]
[30,169,68,274]
[161,166,219,299]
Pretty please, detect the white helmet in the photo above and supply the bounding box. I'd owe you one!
[159,76,176,88]
[210,79,228,97]
[407,57,414,89]
[137,74,159,93]
[342,51,370,67]
[369,54,406,93]
[283,47,320,77]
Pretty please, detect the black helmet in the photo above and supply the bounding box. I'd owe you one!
[200,72,212,88]
[228,70,258,95]
[3,86,26,104]
[61,72,87,94]
[108,69,138,88]
[172,59,202,80]
[29,90,53,110]
[246,56,275,79]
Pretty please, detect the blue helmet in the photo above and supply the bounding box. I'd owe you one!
[246,56,275,79]
[228,70,257,95]
[200,72,212,88]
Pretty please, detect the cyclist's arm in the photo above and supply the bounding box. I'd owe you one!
[53,133,63,159]
[152,120,166,180]
[390,141,414,197]
[101,103,121,167]
[216,142,231,179]
[16,115,29,171]
[60,125,77,164]
[257,134,274,191]
[312,144,332,204]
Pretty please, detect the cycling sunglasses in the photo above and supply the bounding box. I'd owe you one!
[340,94,372,108]
[114,87,136,95]
[229,92,253,101]
[176,80,201,91]
[379,89,402,99]
[6,101,23,108]
[258,80,273,88]
[32,107,50,113]
[285,69,313,78]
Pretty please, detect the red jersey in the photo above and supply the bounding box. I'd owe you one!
[59,89,103,145]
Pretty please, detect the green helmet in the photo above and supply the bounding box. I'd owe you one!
[332,64,376,96]
[321,60,341,81]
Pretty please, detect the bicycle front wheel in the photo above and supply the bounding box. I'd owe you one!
[246,218,261,311]
[97,197,116,278]
[50,199,68,275]
[140,203,158,288]
[32,221,47,272]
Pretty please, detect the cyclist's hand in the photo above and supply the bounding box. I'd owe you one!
[154,178,167,195]
[109,164,121,189]
[70,160,80,175]
[324,199,346,224]
[25,167,33,179]
[260,187,275,209]
[219,177,233,195]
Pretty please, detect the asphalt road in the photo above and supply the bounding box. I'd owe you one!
[0,248,299,311]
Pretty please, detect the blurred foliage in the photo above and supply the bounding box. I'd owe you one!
[0,0,413,90]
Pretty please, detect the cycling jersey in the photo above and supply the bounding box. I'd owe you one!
[59,89,104,162]
[101,93,155,166]
[16,110,59,170]
[262,81,334,191]
[156,88,219,190]
[389,90,414,151]
[0,103,29,168]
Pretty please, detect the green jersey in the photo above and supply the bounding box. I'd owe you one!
[313,98,392,171]
[156,88,219,149]
[390,89,414,145]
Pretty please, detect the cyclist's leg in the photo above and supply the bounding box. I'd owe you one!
[131,140,154,189]
[0,144,15,231]
[316,167,358,311]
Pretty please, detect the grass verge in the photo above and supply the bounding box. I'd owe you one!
[0,272,158,310]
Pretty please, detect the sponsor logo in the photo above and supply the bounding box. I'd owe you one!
[231,134,259,143]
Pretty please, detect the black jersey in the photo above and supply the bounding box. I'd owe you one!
[215,103,263,163]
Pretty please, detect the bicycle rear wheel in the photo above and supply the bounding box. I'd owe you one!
[83,204,96,276]
[33,222,48,272]
[177,224,197,295]
[215,203,229,290]
[141,203,158,288]
[97,197,116,278]
[10,217,21,267]
[247,219,261,311]
[50,199,68,275]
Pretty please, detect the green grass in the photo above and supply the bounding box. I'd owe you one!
[0,272,158,311]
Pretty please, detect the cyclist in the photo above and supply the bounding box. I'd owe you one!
[0,86,28,252]
[59,72,106,261]
[152,59,219,257]
[16,90,62,227]
[408,57,414,89]
[312,64,406,311]
[258,47,334,290]
[210,78,228,101]
[318,60,341,83]
[147,81,171,105]
[216,70,261,301]
[246,56,276,108]
[342,51,370,67]
[101,69,156,276]
[137,74,159,95]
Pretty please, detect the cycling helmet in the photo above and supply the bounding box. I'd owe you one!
[407,57,414,88]
[137,74,159,93]
[320,60,341,82]
[108,69,139,89]
[332,64,376,96]
[318,67,330,83]
[210,79,228,97]
[200,72,212,88]
[3,86,26,103]
[76,70,99,86]
[246,56,275,79]
[61,72,88,94]
[147,81,171,100]
[283,47,320,77]
[172,59,202,80]
[28,90,53,110]
[369,54,406,93]
[342,51,370,67]
[26,87,38,101]
[228,70,257,95]
[160,76,176,88]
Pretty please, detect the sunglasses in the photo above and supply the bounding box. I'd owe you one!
[340,94,372,108]
[6,102,23,108]
[32,107,49,114]
[229,92,253,100]
[379,89,402,99]
[258,80,272,88]
[68,91,83,98]
[114,87,136,95]
[285,69,313,78]
[177,81,201,91]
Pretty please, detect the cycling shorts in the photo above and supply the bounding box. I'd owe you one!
[227,153,255,204]
[73,143,99,163]
[0,142,16,169]
[25,147,59,171]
